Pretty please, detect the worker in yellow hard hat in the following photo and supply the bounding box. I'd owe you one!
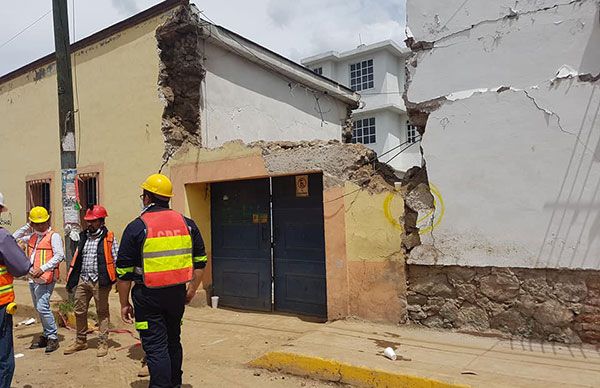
[0,192,31,387]
[116,174,207,387]
[13,206,64,353]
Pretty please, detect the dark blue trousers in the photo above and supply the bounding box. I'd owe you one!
[0,304,14,388]
[133,284,186,388]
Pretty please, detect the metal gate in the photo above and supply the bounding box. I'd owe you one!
[211,174,327,317]
[211,179,272,311]
[272,174,327,318]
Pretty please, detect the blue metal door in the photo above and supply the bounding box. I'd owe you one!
[272,174,327,318]
[211,179,272,311]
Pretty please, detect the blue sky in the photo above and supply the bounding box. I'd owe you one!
[0,0,406,76]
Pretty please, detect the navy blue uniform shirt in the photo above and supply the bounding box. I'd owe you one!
[116,204,207,282]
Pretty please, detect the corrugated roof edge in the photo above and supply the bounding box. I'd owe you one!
[0,0,187,85]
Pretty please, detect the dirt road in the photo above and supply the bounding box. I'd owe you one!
[10,282,341,388]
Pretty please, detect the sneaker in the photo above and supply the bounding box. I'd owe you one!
[96,342,108,358]
[29,336,47,349]
[45,338,60,353]
[63,340,88,355]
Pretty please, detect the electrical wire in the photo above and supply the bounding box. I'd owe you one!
[197,10,364,104]
[0,10,52,50]
[324,136,422,203]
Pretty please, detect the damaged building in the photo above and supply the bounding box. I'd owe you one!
[404,0,600,343]
[0,0,409,322]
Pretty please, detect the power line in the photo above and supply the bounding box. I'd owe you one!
[0,10,52,50]
[324,136,422,203]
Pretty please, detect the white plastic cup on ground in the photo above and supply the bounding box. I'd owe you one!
[211,296,219,309]
[383,347,397,361]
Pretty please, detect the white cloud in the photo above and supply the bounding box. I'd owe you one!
[0,1,406,75]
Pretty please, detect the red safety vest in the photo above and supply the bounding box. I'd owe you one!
[0,264,14,306]
[27,231,60,284]
[140,210,193,288]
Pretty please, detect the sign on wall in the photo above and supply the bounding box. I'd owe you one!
[295,175,309,197]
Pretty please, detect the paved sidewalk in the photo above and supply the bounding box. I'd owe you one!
[252,319,600,387]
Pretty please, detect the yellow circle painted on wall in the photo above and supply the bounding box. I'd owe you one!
[418,183,445,235]
[382,183,445,234]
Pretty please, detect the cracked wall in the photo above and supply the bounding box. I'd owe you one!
[405,0,600,342]
[169,140,408,323]
[156,6,204,160]
[406,0,600,270]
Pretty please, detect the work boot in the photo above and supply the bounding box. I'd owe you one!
[97,341,108,358]
[29,335,47,349]
[45,338,60,353]
[138,359,150,377]
[63,340,88,355]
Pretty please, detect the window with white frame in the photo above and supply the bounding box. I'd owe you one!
[313,67,323,75]
[349,59,374,91]
[352,118,376,144]
[407,122,420,144]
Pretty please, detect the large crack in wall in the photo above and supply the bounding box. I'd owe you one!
[250,140,398,192]
[156,6,204,161]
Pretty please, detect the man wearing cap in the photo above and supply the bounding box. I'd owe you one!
[64,205,119,357]
[116,174,207,388]
[0,193,31,387]
[13,206,65,353]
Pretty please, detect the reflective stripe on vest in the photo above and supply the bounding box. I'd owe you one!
[28,232,60,284]
[140,210,193,288]
[0,264,15,305]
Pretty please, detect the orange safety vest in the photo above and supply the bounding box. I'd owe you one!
[140,210,193,288]
[67,230,117,284]
[27,231,60,284]
[0,264,15,306]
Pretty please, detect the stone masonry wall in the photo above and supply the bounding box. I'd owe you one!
[407,265,600,344]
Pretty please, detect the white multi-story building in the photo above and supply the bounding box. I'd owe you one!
[302,40,421,172]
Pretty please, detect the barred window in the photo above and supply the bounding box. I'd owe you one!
[78,172,99,218]
[26,179,51,213]
[349,59,374,91]
[352,117,376,144]
[313,67,323,75]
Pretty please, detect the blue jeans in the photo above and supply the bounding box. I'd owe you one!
[0,304,15,388]
[29,282,58,340]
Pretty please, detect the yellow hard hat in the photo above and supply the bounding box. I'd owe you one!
[29,206,50,223]
[140,173,174,198]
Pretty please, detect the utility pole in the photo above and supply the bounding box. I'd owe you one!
[52,0,79,260]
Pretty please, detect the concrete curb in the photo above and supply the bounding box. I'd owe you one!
[250,351,470,388]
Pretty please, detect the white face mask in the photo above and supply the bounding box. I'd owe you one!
[139,198,146,211]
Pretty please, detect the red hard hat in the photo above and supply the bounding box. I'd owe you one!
[84,205,108,221]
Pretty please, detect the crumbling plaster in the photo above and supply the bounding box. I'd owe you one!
[406,0,600,270]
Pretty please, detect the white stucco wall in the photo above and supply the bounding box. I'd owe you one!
[304,46,419,171]
[353,110,421,171]
[202,43,349,147]
[407,0,600,269]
